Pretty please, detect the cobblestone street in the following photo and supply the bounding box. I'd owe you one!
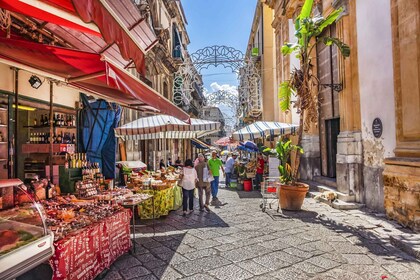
[103,188,420,280]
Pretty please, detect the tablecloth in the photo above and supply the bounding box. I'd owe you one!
[50,209,131,280]
[137,185,182,219]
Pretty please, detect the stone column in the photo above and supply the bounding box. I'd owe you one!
[334,0,363,199]
[384,0,420,232]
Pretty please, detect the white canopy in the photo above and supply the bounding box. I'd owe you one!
[231,121,299,141]
[115,114,220,140]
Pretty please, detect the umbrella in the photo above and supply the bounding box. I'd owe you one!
[238,141,259,153]
[214,136,238,146]
[221,150,230,156]
[231,121,299,141]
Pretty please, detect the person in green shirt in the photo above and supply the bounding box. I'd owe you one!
[208,151,225,204]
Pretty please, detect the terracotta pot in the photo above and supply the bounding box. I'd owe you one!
[279,182,309,211]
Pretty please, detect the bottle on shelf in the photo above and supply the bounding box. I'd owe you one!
[46,179,52,199]
[60,114,64,126]
[71,133,76,144]
[0,131,4,142]
[72,115,76,127]
[33,117,37,126]
[44,114,49,126]
[40,115,44,127]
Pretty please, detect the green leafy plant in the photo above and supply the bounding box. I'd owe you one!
[278,0,350,181]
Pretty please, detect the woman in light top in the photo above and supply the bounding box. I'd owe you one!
[180,159,198,216]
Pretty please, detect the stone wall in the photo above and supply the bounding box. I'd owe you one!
[383,158,420,232]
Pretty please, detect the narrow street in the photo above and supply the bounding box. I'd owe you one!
[103,189,420,280]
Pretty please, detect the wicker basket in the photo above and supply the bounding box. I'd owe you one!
[246,172,256,178]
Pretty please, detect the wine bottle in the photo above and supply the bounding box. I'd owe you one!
[46,179,52,199]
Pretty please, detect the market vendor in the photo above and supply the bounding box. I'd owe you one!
[255,153,265,190]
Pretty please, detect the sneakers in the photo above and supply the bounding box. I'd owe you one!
[204,204,211,212]
[183,211,187,216]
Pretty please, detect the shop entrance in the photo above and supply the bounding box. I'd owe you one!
[317,23,341,178]
[325,118,340,178]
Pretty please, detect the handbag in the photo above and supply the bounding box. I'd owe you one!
[203,166,214,183]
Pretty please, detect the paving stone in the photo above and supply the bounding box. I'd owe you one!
[113,255,142,270]
[148,245,174,256]
[292,261,327,275]
[172,256,231,276]
[342,254,373,265]
[306,255,340,270]
[119,266,151,280]
[236,259,273,275]
[382,263,412,274]
[208,264,254,280]
[142,258,167,270]
[259,238,291,251]
[102,270,123,280]
[220,247,260,262]
[253,254,291,270]
[283,247,315,259]
[188,239,222,250]
[340,264,395,280]
[184,248,218,260]
[141,240,163,249]
[181,274,217,280]
[135,253,159,264]
[270,266,309,279]
[151,266,183,280]
[309,268,364,280]
[268,250,303,263]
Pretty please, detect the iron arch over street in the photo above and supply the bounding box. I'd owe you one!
[173,45,262,125]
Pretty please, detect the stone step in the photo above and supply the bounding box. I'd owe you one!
[313,176,338,188]
[308,190,363,210]
[303,180,356,202]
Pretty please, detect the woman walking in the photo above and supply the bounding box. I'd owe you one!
[180,159,198,216]
[195,154,211,212]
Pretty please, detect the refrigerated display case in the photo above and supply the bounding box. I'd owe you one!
[0,179,54,280]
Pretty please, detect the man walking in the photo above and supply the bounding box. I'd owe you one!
[208,151,225,205]
[195,153,211,212]
[224,152,237,188]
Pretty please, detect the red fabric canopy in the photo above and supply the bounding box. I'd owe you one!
[0,37,189,122]
[0,0,100,36]
[0,0,158,76]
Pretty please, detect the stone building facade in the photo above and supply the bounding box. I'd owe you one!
[265,0,419,231]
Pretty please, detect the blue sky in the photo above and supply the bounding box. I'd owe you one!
[182,0,257,90]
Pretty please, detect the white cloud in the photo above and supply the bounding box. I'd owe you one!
[205,82,238,96]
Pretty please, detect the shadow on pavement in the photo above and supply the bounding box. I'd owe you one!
[268,206,417,264]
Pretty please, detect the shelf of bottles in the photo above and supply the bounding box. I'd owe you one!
[67,153,107,197]
[0,105,7,178]
[26,111,77,145]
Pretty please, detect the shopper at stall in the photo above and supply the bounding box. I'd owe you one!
[180,159,198,216]
[255,153,265,190]
[174,157,182,167]
[159,159,166,169]
[167,158,173,167]
[208,151,225,205]
[195,154,211,212]
[224,153,237,188]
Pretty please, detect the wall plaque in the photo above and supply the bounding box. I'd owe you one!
[372,118,383,138]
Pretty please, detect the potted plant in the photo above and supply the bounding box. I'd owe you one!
[276,0,350,210]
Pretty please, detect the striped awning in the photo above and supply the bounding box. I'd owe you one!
[191,138,212,150]
[231,121,299,141]
[115,115,220,140]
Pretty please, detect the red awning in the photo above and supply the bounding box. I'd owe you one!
[0,0,158,76]
[0,37,189,122]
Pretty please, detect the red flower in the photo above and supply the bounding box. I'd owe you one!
[381,276,388,279]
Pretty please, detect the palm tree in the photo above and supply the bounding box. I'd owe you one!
[278,0,350,184]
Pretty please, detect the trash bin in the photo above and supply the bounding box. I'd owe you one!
[244,179,252,191]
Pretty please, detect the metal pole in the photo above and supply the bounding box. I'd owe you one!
[13,68,18,178]
[49,81,54,182]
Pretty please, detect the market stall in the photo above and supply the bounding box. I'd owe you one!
[126,168,182,219]
[231,121,299,141]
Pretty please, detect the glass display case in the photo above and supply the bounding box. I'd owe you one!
[0,179,54,280]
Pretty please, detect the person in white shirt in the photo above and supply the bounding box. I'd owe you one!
[180,159,198,216]
[224,153,237,188]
